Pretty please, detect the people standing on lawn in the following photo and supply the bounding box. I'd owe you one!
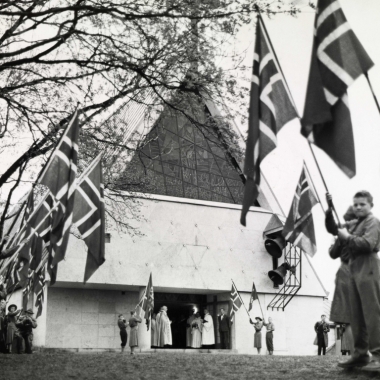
[186,308,195,347]
[263,317,275,355]
[190,312,202,348]
[201,309,215,348]
[117,314,129,353]
[16,309,37,354]
[155,306,172,347]
[128,310,142,355]
[6,304,21,354]
[218,308,230,349]
[314,315,330,355]
[250,317,263,354]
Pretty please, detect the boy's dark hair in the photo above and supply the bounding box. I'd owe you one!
[118,314,123,318]
[354,191,374,206]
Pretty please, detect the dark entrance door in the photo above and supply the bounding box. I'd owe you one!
[154,292,207,349]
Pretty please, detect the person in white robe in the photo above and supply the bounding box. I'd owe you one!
[201,309,215,346]
[191,313,202,348]
[155,306,172,347]
[186,309,195,347]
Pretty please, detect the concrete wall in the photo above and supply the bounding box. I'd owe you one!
[45,288,139,350]
[39,287,331,355]
[56,196,327,298]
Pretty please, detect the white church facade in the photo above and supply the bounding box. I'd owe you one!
[13,96,330,355]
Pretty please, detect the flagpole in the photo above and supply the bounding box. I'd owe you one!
[307,142,342,227]
[231,279,251,319]
[231,279,265,321]
[35,109,79,184]
[364,72,380,116]
[304,162,326,214]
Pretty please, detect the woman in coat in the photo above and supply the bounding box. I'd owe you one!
[250,317,263,354]
[6,304,21,354]
[128,310,142,355]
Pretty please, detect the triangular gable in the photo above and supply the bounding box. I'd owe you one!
[104,93,285,212]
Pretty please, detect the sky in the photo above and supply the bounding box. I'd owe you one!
[227,0,380,298]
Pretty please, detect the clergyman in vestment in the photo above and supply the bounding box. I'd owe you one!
[155,306,172,347]
[201,309,215,347]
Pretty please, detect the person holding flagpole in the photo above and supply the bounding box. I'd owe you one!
[249,317,263,354]
[334,191,380,371]
[128,310,142,355]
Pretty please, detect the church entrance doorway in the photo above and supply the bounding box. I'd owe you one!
[153,292,207,349]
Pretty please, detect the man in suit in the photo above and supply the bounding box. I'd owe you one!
[314,314,330,355]
[218,308,230,349]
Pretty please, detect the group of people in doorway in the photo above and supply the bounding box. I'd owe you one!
[118,305,276,354]
[0,299,37,354]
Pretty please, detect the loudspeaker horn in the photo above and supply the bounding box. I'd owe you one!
[268,263,296,286]
[264,234,286,259]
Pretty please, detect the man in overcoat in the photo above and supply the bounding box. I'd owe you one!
[314,315,330,355]
[218,308,230,349]
[16,309,37,354]
[335,191,380,371]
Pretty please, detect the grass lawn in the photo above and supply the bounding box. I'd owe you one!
[1,352,378,379]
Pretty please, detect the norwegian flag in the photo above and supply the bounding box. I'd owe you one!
[241,16,297,226]
[282,164,319,256]
[14,191,35,289]
[301,0,374,178]
[229,282,243,323]
[24,192,57,279]
[248,281,259,312]
[38,111,79,271]
[72,155,105,283]
[143,273,154,330]
[34,264,47,318]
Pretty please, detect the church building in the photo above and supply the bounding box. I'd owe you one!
[14,95,329,355]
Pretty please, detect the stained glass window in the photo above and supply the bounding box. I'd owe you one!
[125,107,245,204]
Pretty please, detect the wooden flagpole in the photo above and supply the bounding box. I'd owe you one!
[231,279,264,320]
[307,142,342,227]
[364,72,380,116]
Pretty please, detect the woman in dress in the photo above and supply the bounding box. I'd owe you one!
[6,304,21,354]
[250,317,263,354]
[190,312,202,348]
[128,310,142,355]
